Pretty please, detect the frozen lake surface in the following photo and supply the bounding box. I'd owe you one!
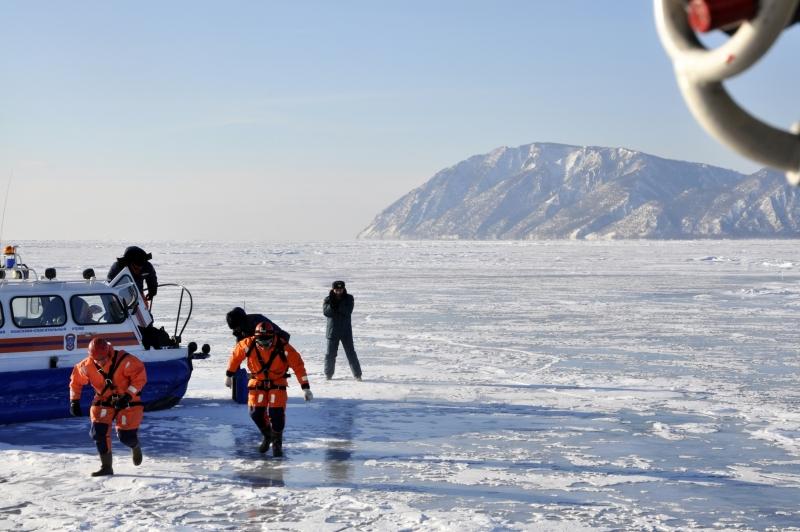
[1,240,800,530]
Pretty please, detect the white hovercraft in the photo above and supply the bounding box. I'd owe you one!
[0,245,209,424]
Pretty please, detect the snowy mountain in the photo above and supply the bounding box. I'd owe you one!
[358,143,800,239]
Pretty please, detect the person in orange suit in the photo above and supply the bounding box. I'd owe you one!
[225,321,313,457]
[69,337,147,476]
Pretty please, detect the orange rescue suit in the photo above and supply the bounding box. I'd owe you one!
[69,350,147,430]
[227,337,309,407]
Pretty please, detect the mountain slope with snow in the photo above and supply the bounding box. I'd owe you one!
[359,143,800,239]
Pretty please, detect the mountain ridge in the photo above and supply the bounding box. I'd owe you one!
[358,143,799,240]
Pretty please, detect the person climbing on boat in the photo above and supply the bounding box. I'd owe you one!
[225,321,312,457]
[107,246,158,303]
[323,280,362,381]
[69,337,147,476]
[226,306,290,343]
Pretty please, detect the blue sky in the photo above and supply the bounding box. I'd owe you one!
[1,1,798,240]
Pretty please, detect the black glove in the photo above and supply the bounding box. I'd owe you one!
[69,400,82,417]
[115,393,132,410]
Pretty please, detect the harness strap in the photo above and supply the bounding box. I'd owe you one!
[93,400,144,408]
[248,338,287,379]
[240,338,291,392]
[247,383,287,391]
[248,372,291,380]
[95,350,129,397]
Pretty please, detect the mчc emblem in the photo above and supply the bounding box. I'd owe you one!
[65,334,76,351]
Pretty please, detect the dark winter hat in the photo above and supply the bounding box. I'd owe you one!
[120,246,151,266]
[332,280,345,289]
[226,307,247,328]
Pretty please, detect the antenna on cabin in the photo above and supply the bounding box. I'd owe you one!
[0,171,13,247]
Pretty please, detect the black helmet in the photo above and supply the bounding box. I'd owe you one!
[120,246,151,266]
[226,307,247,329]
[332,280,345,290]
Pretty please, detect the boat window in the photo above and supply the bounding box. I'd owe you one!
[70,294,127,325]
[11,296,67,328]
[0,302,4,328]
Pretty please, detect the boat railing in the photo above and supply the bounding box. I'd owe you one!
[146,283,193,344]
[0,264,37,281]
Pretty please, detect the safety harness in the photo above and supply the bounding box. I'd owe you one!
[246,339,289,391]
[92,350,143,408]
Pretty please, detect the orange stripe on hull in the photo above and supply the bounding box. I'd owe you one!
[0,335,62,345]
[0,342,64,353]
[0,332,140,353]
[77,333,139,348]
[0,335,64,353]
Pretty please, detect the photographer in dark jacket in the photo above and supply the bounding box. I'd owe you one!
[226,306,290,343]
[107,246,158,302]
[323,280,362,380]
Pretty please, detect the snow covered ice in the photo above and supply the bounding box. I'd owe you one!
[1,239,800,530]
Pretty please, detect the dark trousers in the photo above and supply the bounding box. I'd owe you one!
[249,406,286,434]
[325,335,362,378]
[90,422,139,454]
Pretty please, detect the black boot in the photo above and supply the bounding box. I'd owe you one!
[272,432,283,458]
[259,427,272,454]
[132,445,143,466]
[91,452,113,477]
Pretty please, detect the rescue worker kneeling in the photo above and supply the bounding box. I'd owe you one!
[225,321,313,457]
[69,337,147,476]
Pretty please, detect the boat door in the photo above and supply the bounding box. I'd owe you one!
[108,268,154,329]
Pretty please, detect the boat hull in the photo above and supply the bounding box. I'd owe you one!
[0,357,192,424]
